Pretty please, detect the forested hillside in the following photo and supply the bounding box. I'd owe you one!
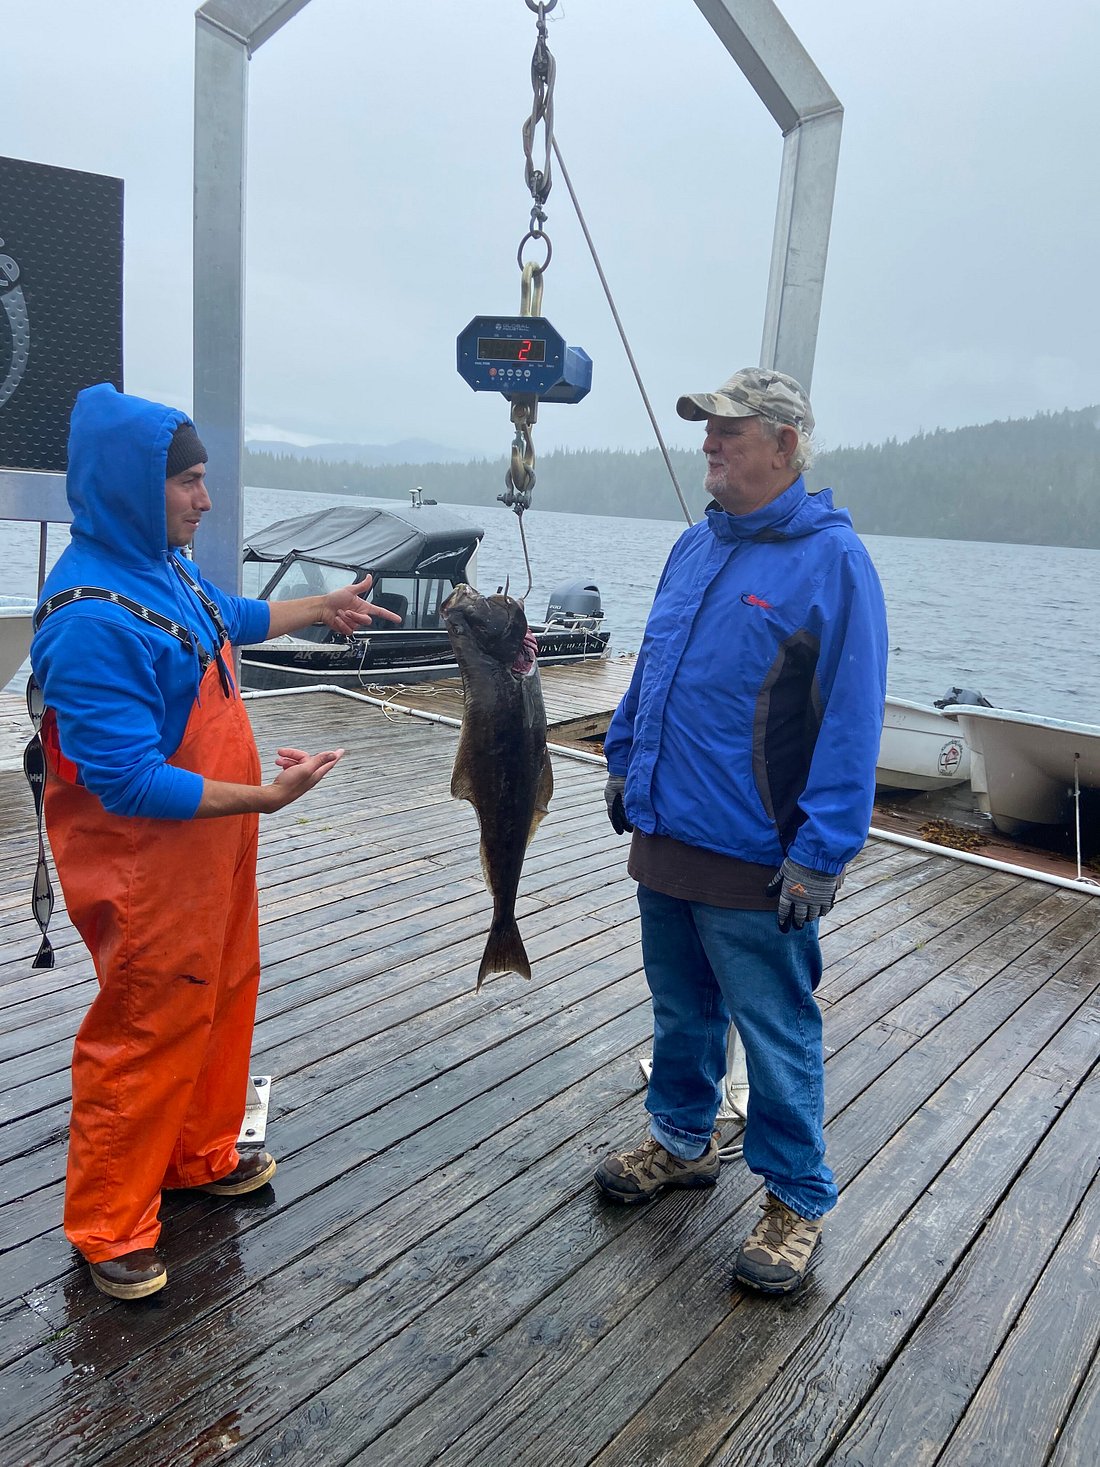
[245,406,1100,548]
[812,408,1100,546]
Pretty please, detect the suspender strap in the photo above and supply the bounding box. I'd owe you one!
[169,560,233,696]
[169,558,229,645]
[23,676,55,970]
[34,585,212,667]
[25,564,236,963]
[34,562,233,695]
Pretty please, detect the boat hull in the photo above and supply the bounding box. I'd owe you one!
[0,604,34,691]
[876,697,969,791]
[951,705,1100,834]
[239,625,610,692]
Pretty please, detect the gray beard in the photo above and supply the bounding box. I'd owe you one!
[704,466,725,498]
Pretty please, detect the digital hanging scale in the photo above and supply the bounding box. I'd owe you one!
[456,315,592,404]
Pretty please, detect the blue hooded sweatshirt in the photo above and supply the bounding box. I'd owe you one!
[31,384,271,820]
[603,477,888,876]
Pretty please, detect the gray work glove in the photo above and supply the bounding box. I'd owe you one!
[604,774,633,835]
[765,858,840,933]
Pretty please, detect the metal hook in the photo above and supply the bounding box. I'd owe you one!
[516,511,533,601]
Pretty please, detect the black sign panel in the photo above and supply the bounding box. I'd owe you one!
[0,155,123,472]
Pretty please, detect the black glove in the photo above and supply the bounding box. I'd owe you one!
[603,774,633,835]
[765,858,840,933]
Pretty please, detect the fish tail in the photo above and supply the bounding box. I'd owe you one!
[476,919,532,989]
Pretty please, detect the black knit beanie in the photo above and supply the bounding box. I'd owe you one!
[165,422,208,479]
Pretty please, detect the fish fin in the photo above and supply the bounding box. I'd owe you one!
[526,751,555,846]
[476,919,532,989]
[451,764,476,803]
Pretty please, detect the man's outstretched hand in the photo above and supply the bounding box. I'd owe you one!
[318,576,402,637]
[269,746,345,808]
[265,575,403,641]
[195,746,346,817]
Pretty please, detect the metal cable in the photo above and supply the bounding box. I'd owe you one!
[551,137,694,529]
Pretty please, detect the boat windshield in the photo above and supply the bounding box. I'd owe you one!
[244,558,451,632]
[241,560,277,599]
[250,559,362,602]
[370,576,449,630]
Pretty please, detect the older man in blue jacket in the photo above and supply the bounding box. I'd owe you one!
[596,368,888,1294]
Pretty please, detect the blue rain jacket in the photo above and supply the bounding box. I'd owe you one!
[604,478,888,876]
[31,383,271,820]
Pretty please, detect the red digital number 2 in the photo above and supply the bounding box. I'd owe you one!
[518,340,532,361]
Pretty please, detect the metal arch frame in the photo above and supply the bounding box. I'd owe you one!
[693,0,843,390]
[191,0,840,591]
[0,3,841,585]
[0,6,840,1134]
[194,1,840,1139]
[196,0,841,1138]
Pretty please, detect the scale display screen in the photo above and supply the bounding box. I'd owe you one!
[475,336,547,363]
[458,314,591,403]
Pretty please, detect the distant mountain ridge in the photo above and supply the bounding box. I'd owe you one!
[246,437,477,467]
[244,405,1100,548]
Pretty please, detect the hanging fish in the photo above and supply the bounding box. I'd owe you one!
[441,584,554,987]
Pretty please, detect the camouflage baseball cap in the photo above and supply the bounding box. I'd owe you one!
[676,367,814,433]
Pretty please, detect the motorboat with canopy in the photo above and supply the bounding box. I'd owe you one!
[238,499,608,691]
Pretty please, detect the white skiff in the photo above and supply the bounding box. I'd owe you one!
[949,705,1100,835]
[877,696,969,791]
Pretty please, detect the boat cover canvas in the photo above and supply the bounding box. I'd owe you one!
[242,504,484,576]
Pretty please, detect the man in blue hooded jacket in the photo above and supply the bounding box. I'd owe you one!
[31,383,399,1300]
[595,368,888,1294]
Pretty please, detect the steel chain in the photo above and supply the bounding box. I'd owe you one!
[500,0,558,597]
[505,401,536,511]
[518,2,556,275]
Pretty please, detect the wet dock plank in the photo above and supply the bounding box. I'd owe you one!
[375,653,636,741]
[0,686,1097,1467]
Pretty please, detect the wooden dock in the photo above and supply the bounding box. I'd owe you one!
[374,652,637,747]
[0,681,1098,1466]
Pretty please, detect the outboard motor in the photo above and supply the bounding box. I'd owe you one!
[934,686,994,709]
[544,579,604,626]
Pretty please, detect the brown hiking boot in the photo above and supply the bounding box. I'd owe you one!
[594,1134,720,1204]
[198,1150,276,1196]
[88,1249,167,1301]
[734,1194,822,1293]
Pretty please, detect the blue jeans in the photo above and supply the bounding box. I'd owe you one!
[637,883,836,1220]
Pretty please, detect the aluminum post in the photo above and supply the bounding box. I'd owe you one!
[193,15,248,593]
[759,110,843,391]
[692,0,843,391]
[0,470,71,602]
[193,1,314,594]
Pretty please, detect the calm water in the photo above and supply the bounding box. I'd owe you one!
[4,486,1099,723]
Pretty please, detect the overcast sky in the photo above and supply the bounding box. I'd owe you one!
[5,0,1099,465]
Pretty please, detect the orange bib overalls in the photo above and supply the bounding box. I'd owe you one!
[44,648,262,1263]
